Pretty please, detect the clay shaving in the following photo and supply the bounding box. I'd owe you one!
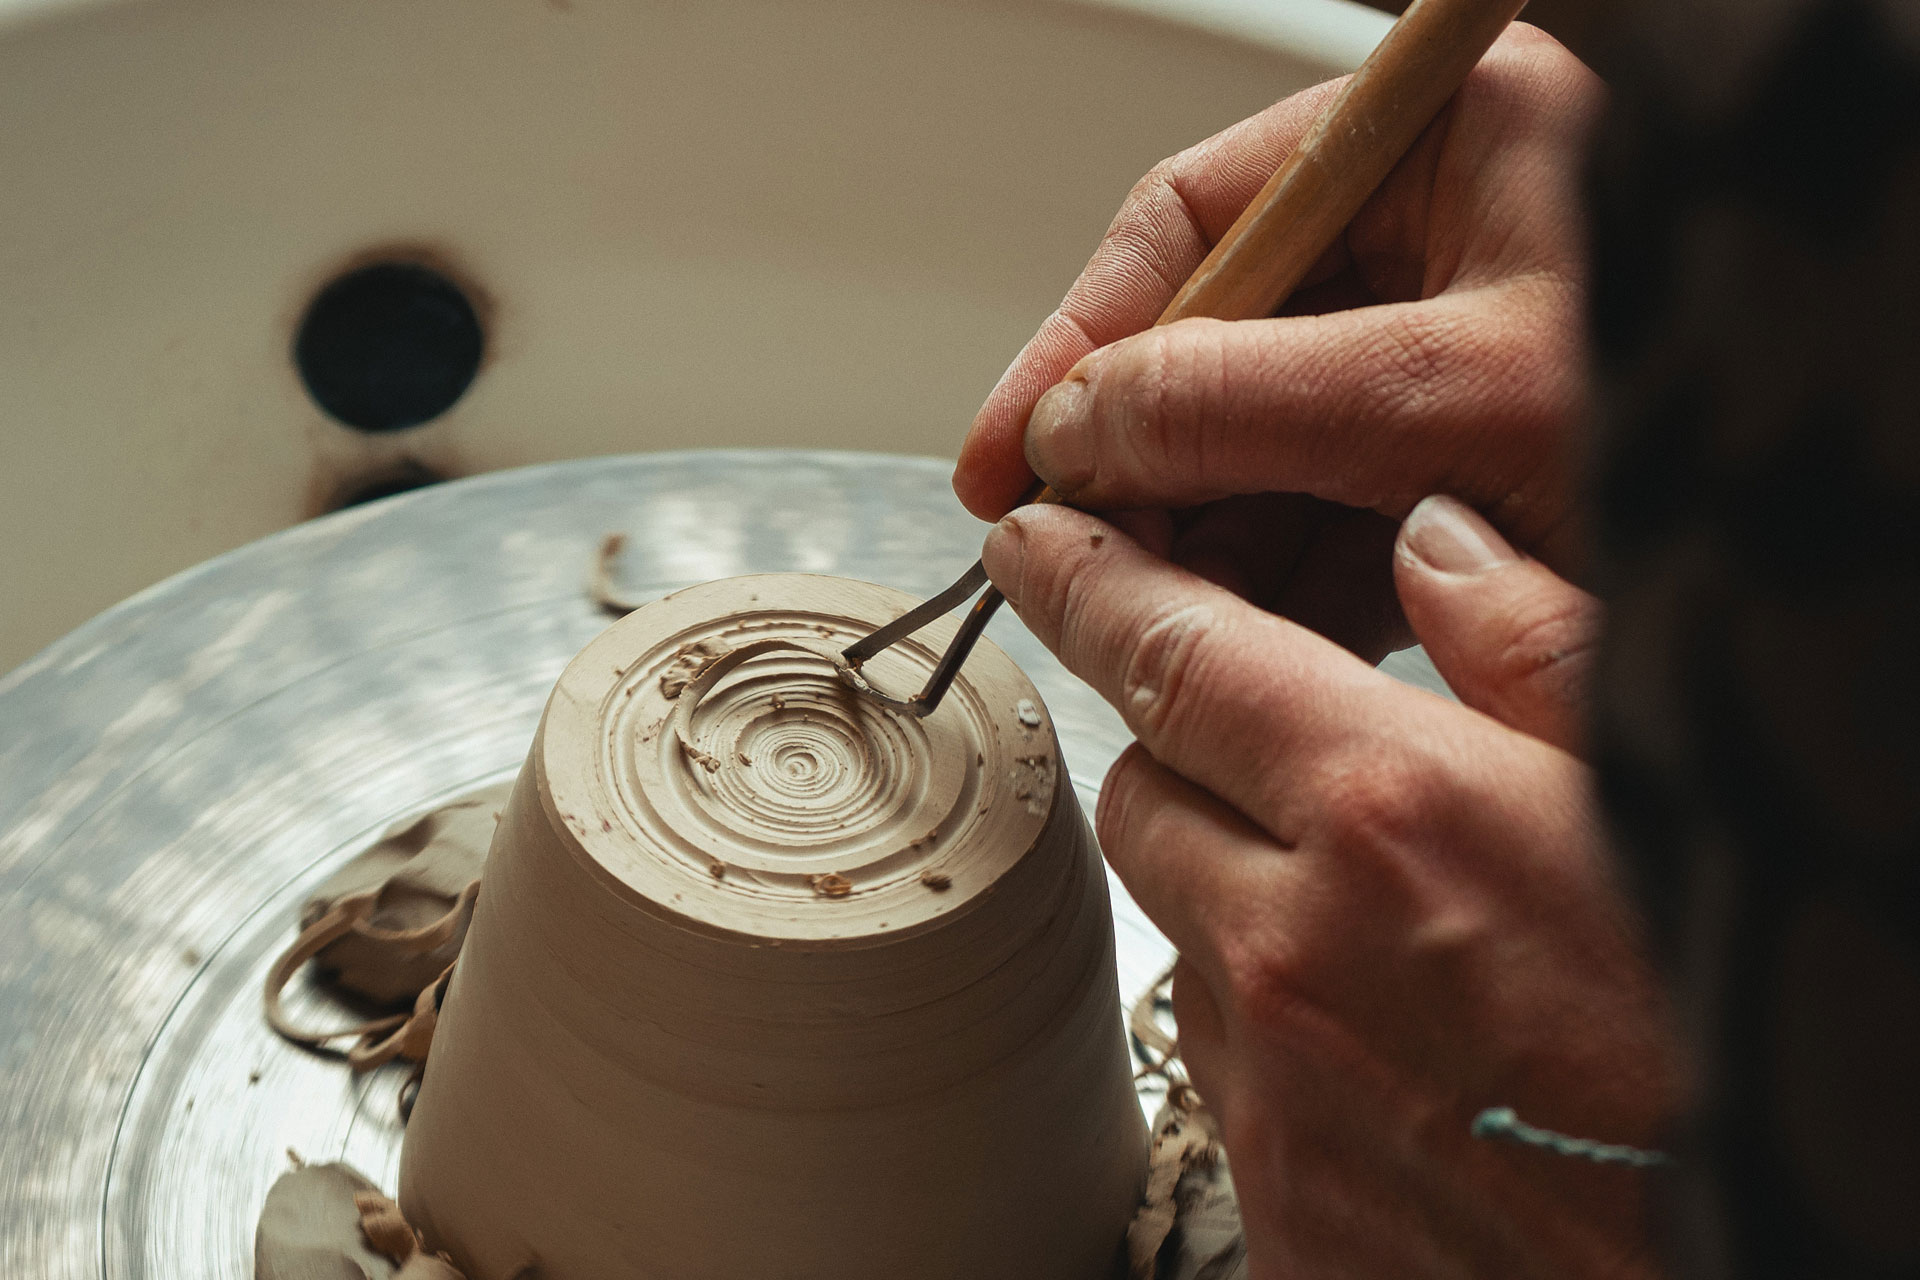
[919,870,952,892]
[1127,1085,1229,1280]
[666,636,865,796]
[590,533,647,616]
[255,1161,399,1280]
[677,736,723,773]
[354,1190,469,1278]
[808,872,853,898]
[261,785,507,1121]
[355,1191,419,1263]
[255,1154,475,1279]
[1118,965,1249,1279]
[659,642,718,699]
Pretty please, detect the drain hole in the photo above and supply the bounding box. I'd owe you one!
[329,460,447,512]
[295,261,484,432]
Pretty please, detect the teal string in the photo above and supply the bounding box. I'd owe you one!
[1470,1107,1671,1169]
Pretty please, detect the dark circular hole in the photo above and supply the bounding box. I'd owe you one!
[295,261,484,432]
[328,460,447,512]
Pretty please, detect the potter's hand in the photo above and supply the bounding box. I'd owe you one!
[955,28,1600,661]
[982,497,1674,1279]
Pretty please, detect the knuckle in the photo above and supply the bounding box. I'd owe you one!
[1123,158,1177,209]
[1118,602,1218,739]
[1360,304,1575,499]
[1308,750,1430,855]
[1214,930,1315,1036]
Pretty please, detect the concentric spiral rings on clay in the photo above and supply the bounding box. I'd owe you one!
[578,583,1058,941]
[661,639,956,864]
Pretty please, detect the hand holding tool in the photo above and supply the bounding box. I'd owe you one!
[837,0,1533,717]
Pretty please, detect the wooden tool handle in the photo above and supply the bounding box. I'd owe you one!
[1163,0,1529,324]
[1026,0,1527,507]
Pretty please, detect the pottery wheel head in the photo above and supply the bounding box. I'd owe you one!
[539,573,1060,945]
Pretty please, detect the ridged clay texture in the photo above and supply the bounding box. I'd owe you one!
[398,573,1148,1279]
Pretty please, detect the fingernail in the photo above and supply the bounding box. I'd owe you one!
[1400,495,1520,574]
[981,513,1027,607]
[1025,371,1095,492]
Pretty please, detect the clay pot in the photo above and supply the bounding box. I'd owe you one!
[398,573,1148,1279]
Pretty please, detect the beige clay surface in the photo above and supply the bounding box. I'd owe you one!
[398,573,1148,1279]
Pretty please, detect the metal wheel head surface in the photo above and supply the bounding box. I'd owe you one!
[0,451,1174,1280]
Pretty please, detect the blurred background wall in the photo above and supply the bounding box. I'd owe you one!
[0,0,1391,673]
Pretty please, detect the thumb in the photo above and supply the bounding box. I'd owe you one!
[1392,495,1600,755]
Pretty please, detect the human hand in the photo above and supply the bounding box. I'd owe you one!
[982,494,1675,1278]
[955,27,1602,662]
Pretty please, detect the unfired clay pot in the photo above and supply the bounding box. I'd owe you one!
[398,573,1148,1278]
